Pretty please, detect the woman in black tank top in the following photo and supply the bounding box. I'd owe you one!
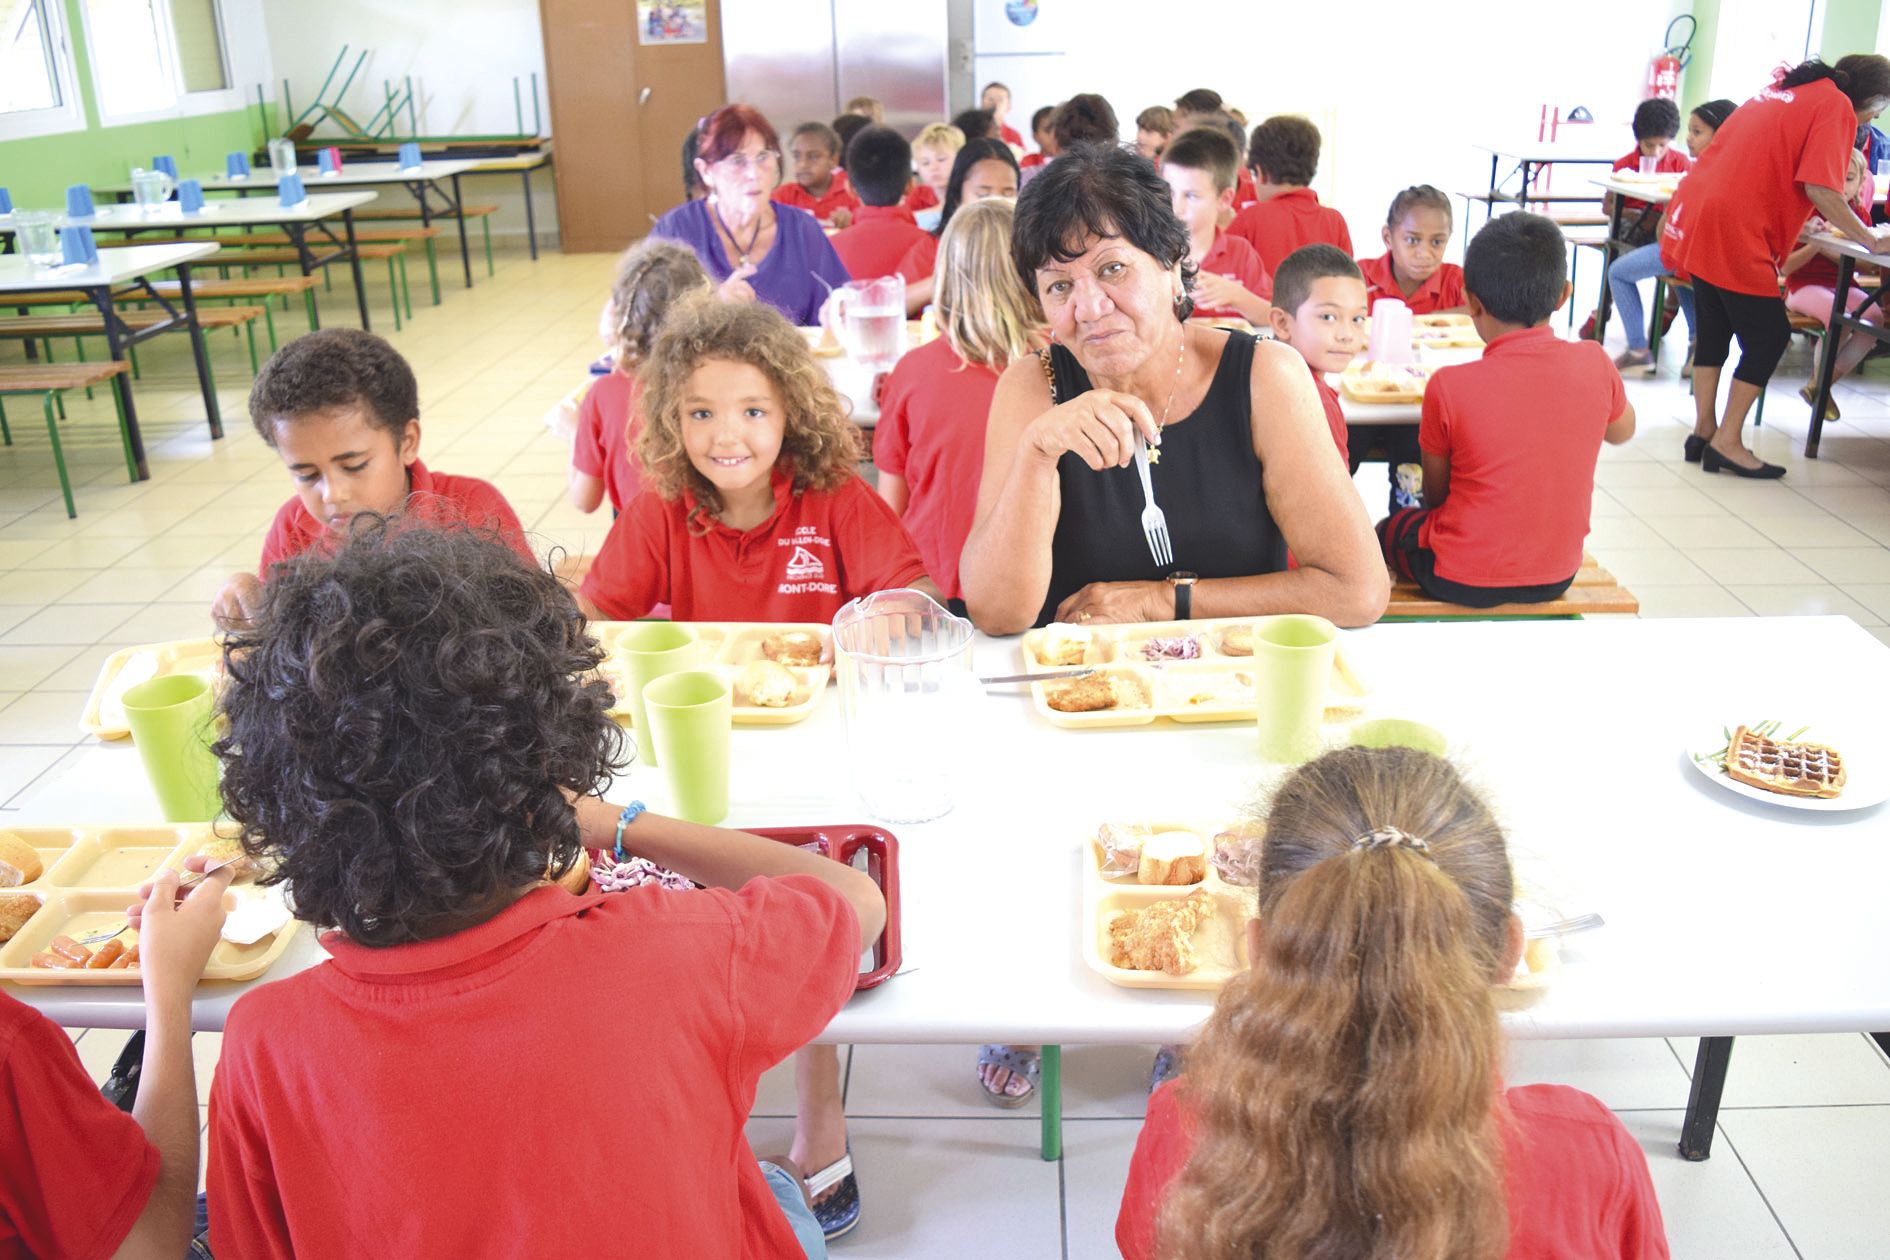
[960,144,1387,635]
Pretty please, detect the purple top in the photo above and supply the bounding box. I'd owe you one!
[651,198,851,326]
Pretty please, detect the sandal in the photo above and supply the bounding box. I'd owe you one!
[1149,1044,1183,1094]
[1799,383,1841,422]
[976,1044,1039,1109]
[806,1147,861,1241]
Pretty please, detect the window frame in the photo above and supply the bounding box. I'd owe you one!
[0,0,88,142]
[77,0,243,128]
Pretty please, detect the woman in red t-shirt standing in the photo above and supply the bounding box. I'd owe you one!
[1115,747,1670,1260]
[1660,55,1890,477]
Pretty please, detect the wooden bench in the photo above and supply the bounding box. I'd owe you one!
[125,227,444,307]
[209,244,416,329]
[0,305,269,378]
[356,203,500,276]
[0,362,132,517]
[3,276,321,348]
[1379,556,1639,620]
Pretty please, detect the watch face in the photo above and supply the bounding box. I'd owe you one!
[1169,571,1199,584]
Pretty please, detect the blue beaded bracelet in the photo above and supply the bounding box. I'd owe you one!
[613,801,647,862]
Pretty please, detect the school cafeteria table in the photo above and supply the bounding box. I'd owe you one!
[109,160,488,290]
[11,616,1890,1164]
[63,193,380,330]
[1335,343,1484,427]
[0,241,221,478]
[1799,230,1890,458]
[1466,139,1620,245]
[1589,175,1678,351]
[463,148,555,259]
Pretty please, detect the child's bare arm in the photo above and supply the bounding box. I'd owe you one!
[1780,241,1819,277]
[1604,401,1637,445]
[1419,450,1451,509]
[877,472,910,515]
[211,572,263,631]
[568,467,605,514]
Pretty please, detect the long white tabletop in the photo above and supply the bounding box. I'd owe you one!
[1803,229,1890,266]
[0,242,219,293]
[9,616,1889,1046]
[94,160,480,196]
[74,191,376,231]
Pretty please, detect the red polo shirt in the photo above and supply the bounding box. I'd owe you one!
[1228,187,1353,269]
[0,992,158,1260]
[772,171,860,222]
[874,337,1000,600]
[1233,168,1258,211]
[897,232,940,283]
[209,879,859,1259]
[1358,252,1466,315]
[573,368,645,515]
[1192,229,1274,316]
[582,465,929,622]
[830,203,931,280]
[1117,1080,1668,1260]
[258,458,533,574]
[1306,360,1349,463]
[1662,79,1856,295]
[904,184,940,213]
[1418,326,1625,587]
[999,123,1025,149]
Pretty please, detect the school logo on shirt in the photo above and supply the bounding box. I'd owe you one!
[778,527,838,596]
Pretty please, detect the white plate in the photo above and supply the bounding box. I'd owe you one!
[1686,724,1888,812]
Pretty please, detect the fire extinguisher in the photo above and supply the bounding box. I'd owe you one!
[1647,15,1694,100]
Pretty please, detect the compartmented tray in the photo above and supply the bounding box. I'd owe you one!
[589,621,834,727]
[81,637,225,740]
[1340,360,1435,404]
[1019,618,1367,729]
[1079,820,1558,994]
[1412,313,1482,349]
[0,825,298,986]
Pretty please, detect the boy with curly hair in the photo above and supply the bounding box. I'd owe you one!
[1229,115,1354,268]
[205,522,884,1257]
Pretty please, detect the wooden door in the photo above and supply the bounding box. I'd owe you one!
[538,0,728,251]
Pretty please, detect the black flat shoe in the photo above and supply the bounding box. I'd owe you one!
[1701,444,1786,478]
[1683,434,1706,463]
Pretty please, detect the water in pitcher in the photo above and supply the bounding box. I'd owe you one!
[845,306,906,372]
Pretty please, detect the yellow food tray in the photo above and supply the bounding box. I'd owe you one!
[80,637,224,740]
[1340,360,1434,404]
[0,825,297,987]
[1412,313,1482,349]
[589,621,833,727]
[1020,617,1366,729]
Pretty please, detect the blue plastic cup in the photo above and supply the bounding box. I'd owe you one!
[226,152,251,179]
[65,185,95,219]
[317,148,338,175]
[59,225,98,266]
[0,187,12,214]
[277,174,306,207]
[153,154,178,179]
[178,180,206,213]
[397,141,423,169]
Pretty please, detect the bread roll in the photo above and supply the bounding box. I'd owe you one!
[1138,830,1206,886]
[0,894,38,944]
[737,659,799,707]
[1039,624,1093,667]
[0,833,42,888]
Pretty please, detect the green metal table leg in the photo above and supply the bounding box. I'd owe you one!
[263,304,278,351]
[424,238,441,306]
[398,256,413,322]
[1039,1044,1063,1161]
[386,258,404,331]
[244,319,259,374]
[112,376,136,482]
[43,393,75,518]
[0,396,11,444]
[481,217,494,276]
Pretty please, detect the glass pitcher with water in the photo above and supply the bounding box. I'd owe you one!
[832,588,976,823]
[268,138,298,179]
[130,167,175,213]
[822,275,908,373]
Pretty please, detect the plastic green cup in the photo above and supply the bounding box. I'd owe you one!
[1252,614,1339,764]
[1349,718,1448,757]
[642,670,731,824]
[617,622,701,767]
[119,674,223,821]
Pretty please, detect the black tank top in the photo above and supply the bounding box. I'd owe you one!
[1037,332,1286,627]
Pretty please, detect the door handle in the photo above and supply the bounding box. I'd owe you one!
[639,87,652,106]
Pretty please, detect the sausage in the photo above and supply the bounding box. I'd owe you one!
[86,939,126,969]
[29,950,83,969]
[110,945,139,969]
[48,935,92,964]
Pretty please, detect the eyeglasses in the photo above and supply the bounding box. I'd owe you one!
[714,150,781,174]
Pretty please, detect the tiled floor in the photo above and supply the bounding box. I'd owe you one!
[11,250,1890,1257]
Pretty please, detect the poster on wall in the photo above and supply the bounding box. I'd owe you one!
[637,1,707,45]
[974,0,1067,54]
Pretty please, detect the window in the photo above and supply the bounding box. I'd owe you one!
[81,0,234,123]
[2,0,63,114]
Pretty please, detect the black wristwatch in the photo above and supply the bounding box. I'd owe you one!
[1167,571,1199,620]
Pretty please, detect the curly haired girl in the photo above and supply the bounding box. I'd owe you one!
[568,238,710,515]
[1116,746,1669,1260]
[579,294,937,622]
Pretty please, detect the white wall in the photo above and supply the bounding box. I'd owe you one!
[974,0,1693,264]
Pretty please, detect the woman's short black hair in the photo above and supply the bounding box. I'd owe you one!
[936,137,1020,239]
[214,520,624,947]
[248,328,419,446]
[1463,211,1567,327]
[1631,97,1681,141]
[1052,93,1118,149]
[1013,142,1195,315]
[951,108,998,142]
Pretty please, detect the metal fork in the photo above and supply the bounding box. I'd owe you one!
[1525,912,1605,940]
[71,858,243,947]
[1132,439,1173,567]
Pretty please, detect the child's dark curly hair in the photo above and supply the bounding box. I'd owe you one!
[248,328,418,445]
[213,519,625,946]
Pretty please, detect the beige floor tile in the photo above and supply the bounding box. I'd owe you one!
[1588,548,1714,585]
[1637,513,1768,548]
[14,534,147,570]
[1744,512,1876,548]
[1630,585,1755,618]
[1686,547,1824,585]
[1606,484,1728,517]
[1790,484,1890,517]
[63,566,201,604]
[0,602,145,646]
[1725,583,1884,624]
[1797,546,1890,584]
[0,644,89,690]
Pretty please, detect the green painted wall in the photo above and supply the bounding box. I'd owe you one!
[1679,0,1721,116]
[0,0,271,210]
[1821,0,1883,60]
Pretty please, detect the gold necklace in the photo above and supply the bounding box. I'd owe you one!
[1146,326,1187,465]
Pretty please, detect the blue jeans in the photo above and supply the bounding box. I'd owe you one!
[761,1160,828,1259]
[1609,242,1695,351]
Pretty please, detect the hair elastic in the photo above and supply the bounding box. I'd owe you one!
[613,801,647,862]
[1352,826,1431,855]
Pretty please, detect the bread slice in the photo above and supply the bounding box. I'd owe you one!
[736,659,800,708]
[1138,830,1206,886]
[0,833,43,888]
[0,894,39,944]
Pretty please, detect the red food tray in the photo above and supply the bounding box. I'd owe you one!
[753,825,902,991]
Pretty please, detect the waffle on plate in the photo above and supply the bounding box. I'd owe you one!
[1724,724,1846,799]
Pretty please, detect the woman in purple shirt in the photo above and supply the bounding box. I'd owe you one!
[654,105,852,326]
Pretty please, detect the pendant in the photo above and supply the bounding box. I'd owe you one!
[1147,446,1161,465]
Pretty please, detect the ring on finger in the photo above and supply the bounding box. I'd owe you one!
[1076,610,1093,621]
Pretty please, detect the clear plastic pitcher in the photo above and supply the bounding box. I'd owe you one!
[823,275,907,373]
[832,588,975,823]
[130,168,175,212]
[268,139,298,178]
[1367,297,1414,365]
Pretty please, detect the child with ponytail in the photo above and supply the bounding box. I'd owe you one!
[1116,746,1669,1260]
